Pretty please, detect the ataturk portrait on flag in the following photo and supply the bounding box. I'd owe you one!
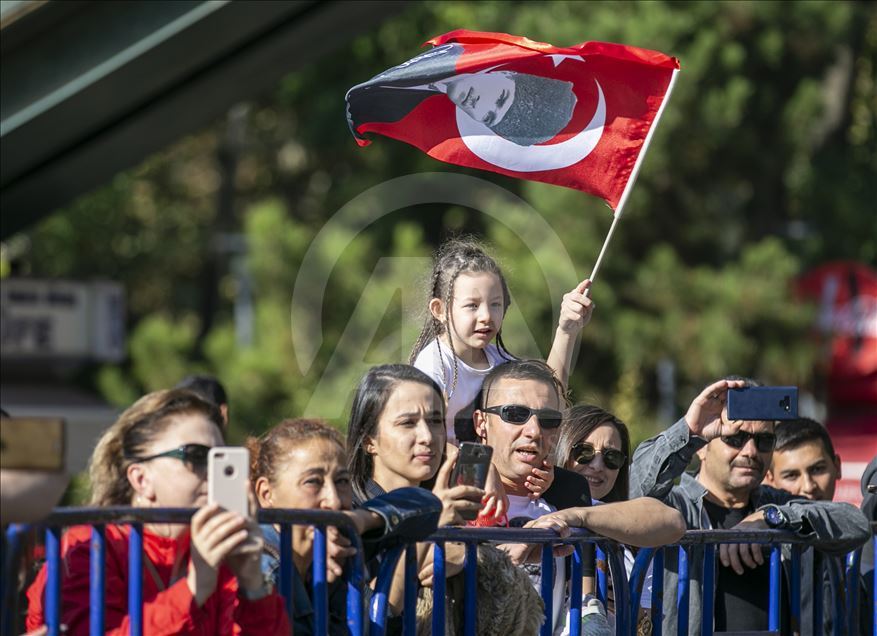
[346,30,679,210]
[346,43,578,147]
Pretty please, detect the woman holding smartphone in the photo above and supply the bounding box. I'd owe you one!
[346,365,487,603]
[26,389,289,635]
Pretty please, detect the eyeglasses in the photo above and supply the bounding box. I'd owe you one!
[720,431,776,453]
[571,442,627,470]
[481,404,563,429]
[127,443,212,468]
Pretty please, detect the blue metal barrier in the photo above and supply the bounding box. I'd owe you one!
[2,511,874,636]
[404,526,875,636]
[2,507,367,636]
[414,527,627,636]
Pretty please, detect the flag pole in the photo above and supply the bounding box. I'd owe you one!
[586,68,680,292]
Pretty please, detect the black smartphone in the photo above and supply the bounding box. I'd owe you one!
[727,387,799,421]
[450,442,493,490]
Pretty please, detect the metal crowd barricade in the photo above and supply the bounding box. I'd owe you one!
[368,526,628,636]
[371,526,875,636]
[3,511,875,636]
[1,507,369,636]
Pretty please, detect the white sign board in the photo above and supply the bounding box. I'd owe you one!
[1,279,125,361]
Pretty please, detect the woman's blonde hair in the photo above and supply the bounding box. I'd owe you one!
[89,389,223,506]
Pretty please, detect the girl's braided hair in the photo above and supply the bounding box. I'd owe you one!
[409,238,515,397]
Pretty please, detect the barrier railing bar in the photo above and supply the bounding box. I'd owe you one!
[6,509,870,636]
[628,546,654,634]
[45,526,60,636]
[279,524,293,621]
[368,544,402,636]
[540,544,554,636]
[569,543,583,636]
[676,546,689,636]
[431,541,445,636]
[604,543,628,636]
[429,527,602,542]
[346,541,366,636]
[700,544,714,636]
[402,543,416,635]
[846,548,862,636]
[464,541,477,636]
[2,525,28,636]
[127,523,143,636]
[595,545,606,605]
[768,545,781,632]
[429,525,812,544]
[313,525,328,636]
[89,525,105,636]
[40,506,369,529]
[789,545,801,635]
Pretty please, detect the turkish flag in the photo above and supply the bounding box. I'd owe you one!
[346,30,680,211]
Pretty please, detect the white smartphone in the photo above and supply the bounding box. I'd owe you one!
[208,447,250,518]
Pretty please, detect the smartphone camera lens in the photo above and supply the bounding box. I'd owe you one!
[224,465,235,477]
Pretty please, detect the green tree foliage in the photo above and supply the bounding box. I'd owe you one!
[12,1,875,446]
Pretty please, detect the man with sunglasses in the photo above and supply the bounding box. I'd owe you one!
[631,377,871,635]
[472,360,687,634]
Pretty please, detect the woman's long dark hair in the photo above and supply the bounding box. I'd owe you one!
[347,364,446,501]
[554,404,631,503]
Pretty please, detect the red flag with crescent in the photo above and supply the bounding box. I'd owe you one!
[346,30,680,211]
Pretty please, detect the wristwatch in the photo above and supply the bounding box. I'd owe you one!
[762,505,790,529]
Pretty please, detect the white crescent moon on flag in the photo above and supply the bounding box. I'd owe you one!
[455,79,606,172]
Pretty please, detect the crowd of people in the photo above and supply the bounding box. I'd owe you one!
[7,238,875,635]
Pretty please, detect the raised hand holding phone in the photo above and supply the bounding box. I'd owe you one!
[208,447,250,517]
[450,442,493,488]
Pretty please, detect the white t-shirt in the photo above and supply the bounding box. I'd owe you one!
[506,495,568,635]
[412,339,508,444]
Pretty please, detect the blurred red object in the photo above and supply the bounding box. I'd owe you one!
[796,261,877,405]
[796,261,877,506]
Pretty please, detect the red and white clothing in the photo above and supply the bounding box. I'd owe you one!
[26,524,289,635]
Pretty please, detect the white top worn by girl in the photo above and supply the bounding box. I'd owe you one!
[412,339,508,445]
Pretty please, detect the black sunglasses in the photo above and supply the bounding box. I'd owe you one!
[128,443,212,468]
[481,404,563,429]
[571,442,627,470]
[720,431,776,453]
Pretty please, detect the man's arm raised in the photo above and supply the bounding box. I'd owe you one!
[629,379,745,499]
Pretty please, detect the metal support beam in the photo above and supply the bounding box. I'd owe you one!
[0,0,406,238]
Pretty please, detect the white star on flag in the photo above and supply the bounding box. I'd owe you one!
[546,54,585,67]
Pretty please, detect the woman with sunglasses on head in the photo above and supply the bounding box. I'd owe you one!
[26,389,289,635]
[555,405,630,505]
[554,405,648,630]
